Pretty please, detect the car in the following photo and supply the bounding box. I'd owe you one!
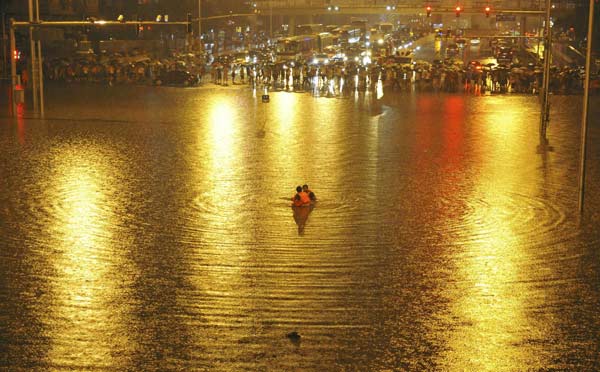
[456,38,467,47]
[384,55,413,66]
[470,37,481,45]
[445,43,459,57]
[310,53,330,65]
[155,70,198,86]
[468,60,482,70]
[496,46,513,56]
[432,59,444,67]
[496,53,513,65]
[233,51,252,64]
[216,54,234,65]
[344,46,364,59]
[276,51,301,64]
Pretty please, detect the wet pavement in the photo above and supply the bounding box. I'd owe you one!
[1,83,599,371]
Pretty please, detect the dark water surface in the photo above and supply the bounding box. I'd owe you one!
[1,84,599,371]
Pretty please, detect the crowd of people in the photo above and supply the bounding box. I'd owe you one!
[35,48,593,96]
[42,51,208,85]
[209,58,591,96]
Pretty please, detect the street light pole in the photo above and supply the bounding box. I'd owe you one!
[9,19,16,116]
[35,0,44,116]
[539,0,551,141]
[2,14,6,79]
[578,0,595,213]
[28,0,38,112]
[198,0,202,47]
[270,1,273,39]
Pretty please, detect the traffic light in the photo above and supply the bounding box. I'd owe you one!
[485,6,491,17]
[455,5,462,17]
[187,13,192,33]
[426,5,432,17]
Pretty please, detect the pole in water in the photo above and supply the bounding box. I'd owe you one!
[577,0,595,214]
[539,0,552,140]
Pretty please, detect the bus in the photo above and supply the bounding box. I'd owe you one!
[333,25,361,45]
[276,33,335,57]
[350,17,368,35]
[316,32,335,51]
[276,34,318,61]
[377,22,394,35]
[296,24,324,35]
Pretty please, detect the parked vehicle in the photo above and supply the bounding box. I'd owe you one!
[310,53,330,65]
[155,70,198,86]
[496,53,513,65]
[445,43,459,58]
[469,37,481,45]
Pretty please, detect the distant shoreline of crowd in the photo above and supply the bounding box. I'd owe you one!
[7,50,595,97]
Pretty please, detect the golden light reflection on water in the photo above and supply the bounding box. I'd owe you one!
[208,100,236,165]
[191,96,247,322]
[44,146,123,368]
[271,92,299,179]
[447,207,528,371]
[486,110,522,141]
[274,92,296,133]
[445,100,542,370]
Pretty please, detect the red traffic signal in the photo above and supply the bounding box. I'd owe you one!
[485,6,491,17]
[455,5,462,17]
[426,5,432,16]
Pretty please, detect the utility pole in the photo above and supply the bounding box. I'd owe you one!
[270,1,273,39]
[29,0,38,112]
[578,0,595,213]
[36,0,44,115]
[9,19,16,116]
[539,0,551,141]
[2,13,6,79]
[198,0,202,47]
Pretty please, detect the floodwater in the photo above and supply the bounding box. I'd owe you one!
[1,83,599,371]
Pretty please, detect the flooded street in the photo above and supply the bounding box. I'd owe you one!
[1,84,599,371]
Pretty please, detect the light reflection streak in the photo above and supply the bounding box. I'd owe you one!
[208,100,236,171]
[271,93,300,176]
[448,206,528,370]
[16,103,26,144]
[191,96,247,323]
[44,147,122,368]
[445,101,541,370]
[274,93,296,133]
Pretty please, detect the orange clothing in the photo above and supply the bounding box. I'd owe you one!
[292,191,311,206]
[304,188,316,201]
